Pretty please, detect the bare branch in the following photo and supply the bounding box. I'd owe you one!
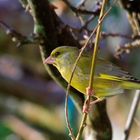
[115,39,140,58]
[102,32,132,39]
[122,90,140,140]
[0,20,39,47]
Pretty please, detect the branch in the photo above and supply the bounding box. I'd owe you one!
[101,32,133,39]
[0,20,30,47]
[19,0,84,112]
[64,2,114,139]
[119,1,140,140]
[115,39,140,58]
[115,0,140,57]
[122,90,140,140]
[120,0,140,35]
[76,0,111,140]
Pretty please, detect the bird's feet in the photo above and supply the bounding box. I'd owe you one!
[82,87,94,113]
[90,98,103,105]
[86,87,94,96]
[82,100,90,113]
[82,97,103,113]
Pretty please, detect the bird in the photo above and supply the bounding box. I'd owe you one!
[44,46,140,99]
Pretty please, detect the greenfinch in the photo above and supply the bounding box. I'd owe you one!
[44,46,140,99]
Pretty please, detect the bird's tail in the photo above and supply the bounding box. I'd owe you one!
[122,81,140,89]
[99,74,140,90]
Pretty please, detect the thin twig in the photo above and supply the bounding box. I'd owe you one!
[0,20,39,47]
[64,29,98,140]
[75,0,107,140]
[80,15,95,31]
[64,1,115,140]
[102,32,132,39]
[88,0,107,88]
[115,39,140,58]
[0,20,26,42]
[121,1,140,139]
[122,90,140,140]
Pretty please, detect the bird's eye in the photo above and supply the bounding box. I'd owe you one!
[54,52,60,57]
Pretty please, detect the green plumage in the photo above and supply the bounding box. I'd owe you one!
[45,46,140,98]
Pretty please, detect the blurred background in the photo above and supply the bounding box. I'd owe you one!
[0,0,140,140]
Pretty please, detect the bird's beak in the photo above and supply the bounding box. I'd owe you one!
[44,56,55,64]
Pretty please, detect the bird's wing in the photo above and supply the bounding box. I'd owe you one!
[96,58,140,83]
[77,52,139,83]
[77,52,91,75]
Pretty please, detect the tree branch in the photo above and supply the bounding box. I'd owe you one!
[120,1,140,140]
[23,0,84,111]
[122,90,140,140]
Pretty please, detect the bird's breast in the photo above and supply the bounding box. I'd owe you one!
[60,66,89,94]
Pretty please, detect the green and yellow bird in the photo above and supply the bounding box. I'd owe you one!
[44,46,140,99]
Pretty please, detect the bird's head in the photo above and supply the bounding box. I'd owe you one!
[44,46,79,70]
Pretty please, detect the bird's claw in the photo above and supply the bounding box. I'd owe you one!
[82,103,90,113]
[86,87,94,96]
[82,98,103,113]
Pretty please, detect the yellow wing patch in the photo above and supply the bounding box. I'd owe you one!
[99,74,124,82]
